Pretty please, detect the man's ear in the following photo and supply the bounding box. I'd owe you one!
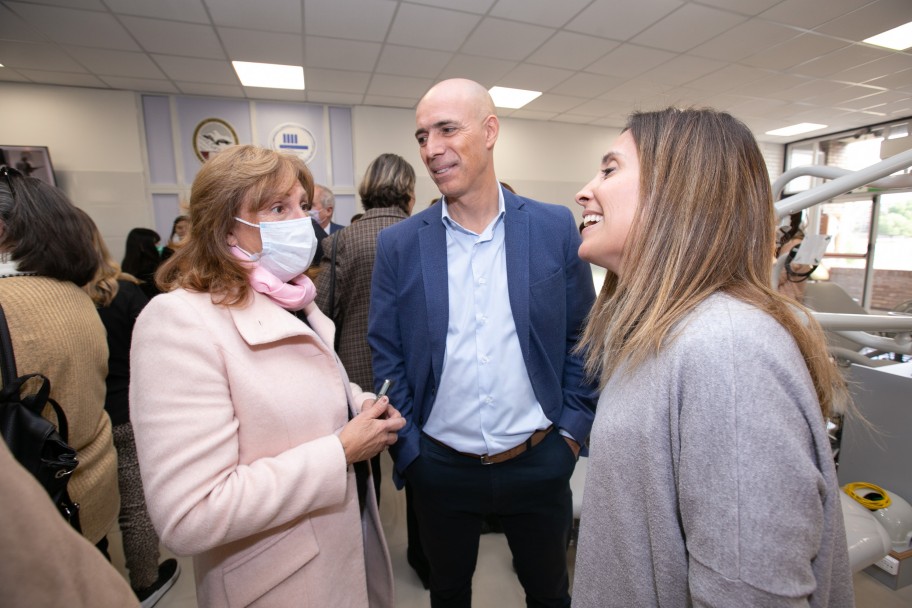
[484,115,499,150]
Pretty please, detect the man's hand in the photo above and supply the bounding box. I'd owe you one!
[564,436,580,459]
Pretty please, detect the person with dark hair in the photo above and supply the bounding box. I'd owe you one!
[81,213,181,607]
[0,167,120,561]
[315,153,416,504]
[130,145,403,607]
[571,108,853,607]
[121,227,163,299]
[160,215,189,262]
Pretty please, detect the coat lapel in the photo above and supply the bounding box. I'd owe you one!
[504,193,530,361]
[418,209,449,385]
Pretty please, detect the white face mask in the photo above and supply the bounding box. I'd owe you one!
[234,216,317,282]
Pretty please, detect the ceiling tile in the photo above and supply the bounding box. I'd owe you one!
[689,20,798,62]
[304,37,382,72]
[175,81,245,98]
[640,54,726,87]
[303,0,395,41]
[388,4,481,52]
[508,109,560,121]
[6,2,138,50]
[741,33,849,70]
[864,67,912,91]
[586,44,675,79]
[526,31,619,71]
[0,3,45,42]
[103,0,209,23]
[408,0,495,13]
[461,17,554,62]
[153,54,237,84]
[551,114,595,124]
[687,64,767,94]
[554,72,623,98]
[207,0,301,33]
[375,45,452,78]
[735,72,811,97]
[788,44,892,78]
[835,55,912,85]
[759,0,872,29]
[598,80,673,103]
[488,0,592,28]
[813,0,912,41]
[0,40,85,71]
[16,0,105,9]
[366,74,434,99]
[304,68,371,94]
[15,68,106,87]
[218,27,303,64]
[820,84,890,106]
[63,46,166,78]
[726,97,791,117]
[121,16,224,59]
[769,78,848,102]
[696,0,782,16]
[632,4,747,53]
[361,94,416,109]
[565,0,683,40]
[567,98,628,117]
[0,68,32,82]
[522,93,587,113]
[305,91,364,105]
[498,64,574,92]
[246,87,307,102]
[437,54,516,86]
[99,75,179,93]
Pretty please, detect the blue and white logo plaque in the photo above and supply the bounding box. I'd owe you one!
[270,123,317,164]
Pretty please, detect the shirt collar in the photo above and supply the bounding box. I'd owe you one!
[440,185,506,237]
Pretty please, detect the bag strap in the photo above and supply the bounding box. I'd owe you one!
[0,303,17,386]
[0,303,68,442]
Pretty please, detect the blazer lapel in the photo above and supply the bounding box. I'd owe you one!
[504,193,530,361]
[418,211,449,385]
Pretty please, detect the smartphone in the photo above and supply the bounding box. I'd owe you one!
[377,378,393,398]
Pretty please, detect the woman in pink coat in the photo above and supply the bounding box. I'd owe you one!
[129,145,404,607]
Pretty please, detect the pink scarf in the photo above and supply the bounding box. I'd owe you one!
[231,247,316,311]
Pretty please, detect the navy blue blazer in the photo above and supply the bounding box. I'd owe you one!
[368,190,597,488]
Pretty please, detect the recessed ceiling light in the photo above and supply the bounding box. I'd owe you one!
[232,61,304,90]
[863,21,912,51]
[488,86,542,109]
[765,123,828,137]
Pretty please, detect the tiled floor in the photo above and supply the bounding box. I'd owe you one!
[108,452,912,607]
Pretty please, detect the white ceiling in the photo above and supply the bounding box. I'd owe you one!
[1,0,911,143]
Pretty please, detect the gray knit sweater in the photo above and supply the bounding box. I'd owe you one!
[572,294,854,607]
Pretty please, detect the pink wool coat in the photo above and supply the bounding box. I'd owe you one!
[129,288,394,608]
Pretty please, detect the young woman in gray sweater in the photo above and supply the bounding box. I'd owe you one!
[571,108,854,607]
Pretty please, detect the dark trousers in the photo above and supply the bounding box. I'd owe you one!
[407,430,576,608]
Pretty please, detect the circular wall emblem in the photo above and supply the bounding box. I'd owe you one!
[193,118,239,162]
[270,123,317,164]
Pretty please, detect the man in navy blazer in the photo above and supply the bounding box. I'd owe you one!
[368,78,596,607]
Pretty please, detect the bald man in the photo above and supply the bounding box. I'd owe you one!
[368,79,597,607]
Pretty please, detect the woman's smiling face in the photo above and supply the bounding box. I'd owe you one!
[575,130,641,277]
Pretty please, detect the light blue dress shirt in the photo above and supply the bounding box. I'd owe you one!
[422,188,551,455]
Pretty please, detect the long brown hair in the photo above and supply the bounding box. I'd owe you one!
[156,145,314,306]
[577,108,847,417]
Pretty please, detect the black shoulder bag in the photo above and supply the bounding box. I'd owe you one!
[0,302,82,531]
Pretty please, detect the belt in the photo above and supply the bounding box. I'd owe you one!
[423,426,553,465]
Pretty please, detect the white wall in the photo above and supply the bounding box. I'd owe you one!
[0,83,149,261]
[352,105,619,223]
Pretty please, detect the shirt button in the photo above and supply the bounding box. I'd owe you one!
[478,277,487,284]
